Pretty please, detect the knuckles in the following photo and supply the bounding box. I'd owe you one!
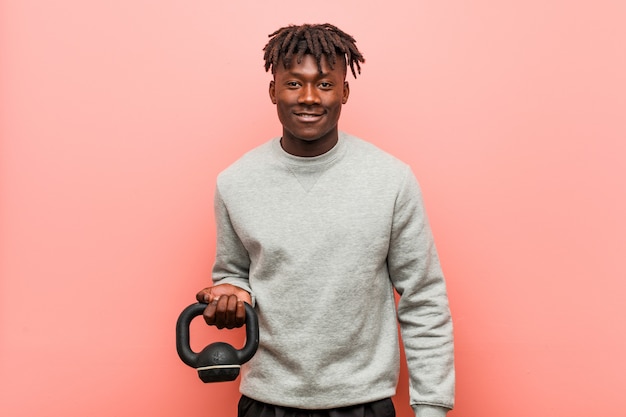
[202,294,246,329]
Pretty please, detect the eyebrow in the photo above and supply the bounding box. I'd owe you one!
[285,69,333,78]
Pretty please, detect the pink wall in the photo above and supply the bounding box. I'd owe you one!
[1,1,625,416]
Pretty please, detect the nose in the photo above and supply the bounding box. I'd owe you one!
[298,84,320,105]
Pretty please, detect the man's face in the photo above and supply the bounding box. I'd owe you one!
[269,54,349,157]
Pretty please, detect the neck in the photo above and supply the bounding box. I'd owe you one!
[280,129,339,157]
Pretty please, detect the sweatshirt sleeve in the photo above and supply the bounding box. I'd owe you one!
[387,166,455,412]
[211,184,254,300]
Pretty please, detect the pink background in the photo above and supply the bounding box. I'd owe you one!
[1,1,625,416]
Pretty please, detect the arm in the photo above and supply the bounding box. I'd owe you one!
[387,167,455,416]
[197,185,253,329]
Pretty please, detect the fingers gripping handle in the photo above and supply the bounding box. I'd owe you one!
[176,302,259,369]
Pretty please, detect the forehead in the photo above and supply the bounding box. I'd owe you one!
[275,54,347,78]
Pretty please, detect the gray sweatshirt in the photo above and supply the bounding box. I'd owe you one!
[212,132,454,416]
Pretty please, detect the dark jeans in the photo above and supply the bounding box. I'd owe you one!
[238,395,396,417]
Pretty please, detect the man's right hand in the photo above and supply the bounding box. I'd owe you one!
[195,284,252,329]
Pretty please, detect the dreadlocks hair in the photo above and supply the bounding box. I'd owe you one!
[263,23,365,79]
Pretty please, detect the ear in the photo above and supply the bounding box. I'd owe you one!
[269,80,277,104]
[342,81,350,104]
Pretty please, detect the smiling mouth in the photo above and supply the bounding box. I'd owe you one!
[294,112,324,121]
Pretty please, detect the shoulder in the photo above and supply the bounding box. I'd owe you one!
[342,132,412,179]
[217,139,277,186]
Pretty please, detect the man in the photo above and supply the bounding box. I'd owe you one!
[196,23,455,417]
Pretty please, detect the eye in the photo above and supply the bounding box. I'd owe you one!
[319,82,333,89]
[286,81,300,88]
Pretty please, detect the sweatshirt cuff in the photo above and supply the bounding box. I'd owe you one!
[413,405,450,417]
